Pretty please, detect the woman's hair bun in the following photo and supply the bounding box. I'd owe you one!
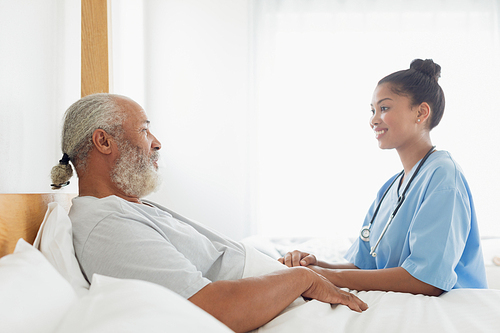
[410,59,441,82]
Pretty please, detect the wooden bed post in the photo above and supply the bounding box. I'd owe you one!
[81,0,110,97]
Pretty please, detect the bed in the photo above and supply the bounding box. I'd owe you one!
[1,193,500,332]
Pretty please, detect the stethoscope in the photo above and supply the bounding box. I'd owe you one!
[360,146,436,258]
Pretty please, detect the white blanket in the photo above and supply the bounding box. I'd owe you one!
[243,244,500,333]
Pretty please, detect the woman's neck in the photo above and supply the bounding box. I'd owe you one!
[397,138,434,178]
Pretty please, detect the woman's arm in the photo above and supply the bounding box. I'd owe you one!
[278,250,443,296]
[310,265,443,296]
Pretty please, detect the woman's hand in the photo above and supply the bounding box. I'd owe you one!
[278,250,317,267]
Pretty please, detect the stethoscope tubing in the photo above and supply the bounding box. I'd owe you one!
[361,146,436,257]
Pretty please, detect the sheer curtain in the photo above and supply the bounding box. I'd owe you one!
[252,0,500,238]
[110,0,500,240]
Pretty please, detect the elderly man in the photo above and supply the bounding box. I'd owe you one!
[50,93,367,333]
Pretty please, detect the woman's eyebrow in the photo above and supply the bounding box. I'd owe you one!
[371,98,392,108]
[376,98,392,105]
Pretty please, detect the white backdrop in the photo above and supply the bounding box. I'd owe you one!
[2,0,500,241]
[0,0,80,195]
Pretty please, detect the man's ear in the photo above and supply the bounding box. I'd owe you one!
[416,102,431,124]
[92,129,114,155]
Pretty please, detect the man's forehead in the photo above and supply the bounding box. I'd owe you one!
[124,110,150,129]
[117,97,149,123]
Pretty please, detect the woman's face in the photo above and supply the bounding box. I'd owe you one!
[370,83,421,150]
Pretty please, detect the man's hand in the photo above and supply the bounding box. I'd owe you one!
[278,250,317,267]
[189,266,367,333]
[301,267,368,313]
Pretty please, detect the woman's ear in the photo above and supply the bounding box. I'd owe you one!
[416,102,431,124]
[92,129,113,155]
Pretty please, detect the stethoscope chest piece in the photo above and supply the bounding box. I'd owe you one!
[360,227,370,242]
[359,146,436,258]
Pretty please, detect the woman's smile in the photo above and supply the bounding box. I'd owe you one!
[373,128,387,139]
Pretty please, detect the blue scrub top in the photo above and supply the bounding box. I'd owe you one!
[344,151,487,291]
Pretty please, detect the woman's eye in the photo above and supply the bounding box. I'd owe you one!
[370,109,375,114]
[381,106,389,112]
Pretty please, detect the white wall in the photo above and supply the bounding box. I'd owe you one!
[111,0,253,240]
[0,0,80,194]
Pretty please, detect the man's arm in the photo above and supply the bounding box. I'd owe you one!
[189,266,368,333]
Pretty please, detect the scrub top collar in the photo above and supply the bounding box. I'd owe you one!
[397,150,440,196]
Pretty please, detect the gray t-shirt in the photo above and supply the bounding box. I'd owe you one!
[70,195,246,298]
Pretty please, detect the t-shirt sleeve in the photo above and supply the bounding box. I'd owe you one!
[401,185,471,291]
[78,213,211,299]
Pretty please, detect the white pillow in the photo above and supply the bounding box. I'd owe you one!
[33,202,90,296]
[56,274,234,333]
[0,239,78,333]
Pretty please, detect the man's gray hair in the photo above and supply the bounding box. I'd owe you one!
[51,93,126,189]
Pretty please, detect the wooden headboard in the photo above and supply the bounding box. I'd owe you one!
[0,193,76,258]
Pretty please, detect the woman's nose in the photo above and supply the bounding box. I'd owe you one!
[370,112,381,127]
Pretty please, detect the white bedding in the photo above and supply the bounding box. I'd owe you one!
[2,203,500,333]
[243,244,500,332]
[1,239,233,333]
[254,289,500,333]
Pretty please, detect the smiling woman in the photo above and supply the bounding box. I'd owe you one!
[279,59,488,296]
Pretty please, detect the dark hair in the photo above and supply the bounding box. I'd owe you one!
[378,59,445,130]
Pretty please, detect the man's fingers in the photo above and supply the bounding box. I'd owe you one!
[304,270,368,313]
[336,290,368,313]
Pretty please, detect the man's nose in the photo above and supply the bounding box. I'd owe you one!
[151,134,161,150]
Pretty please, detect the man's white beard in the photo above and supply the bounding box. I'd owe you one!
[111,141,161,198]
